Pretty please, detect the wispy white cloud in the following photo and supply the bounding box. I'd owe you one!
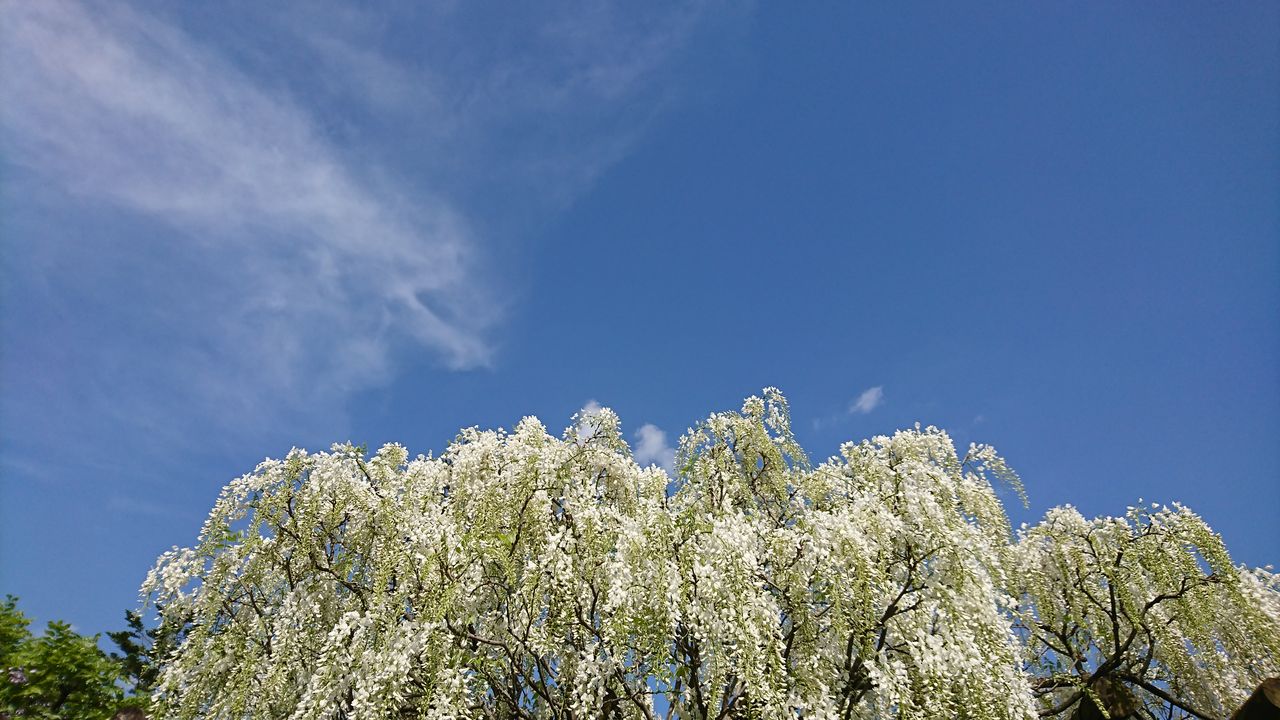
[633,423,677,474]
[0,1,722,456]
[849,386,885,414]
[259,1,726,215]
[1,2,491,381]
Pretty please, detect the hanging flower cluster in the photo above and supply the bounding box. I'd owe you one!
[143,390,1280,719]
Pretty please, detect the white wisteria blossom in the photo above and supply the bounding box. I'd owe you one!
[1012,503,1280,719]
[143,391,1280,719]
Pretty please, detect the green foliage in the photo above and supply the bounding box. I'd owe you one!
[0,596,123,720]
[107,611,152,699]
[107,606,191,711]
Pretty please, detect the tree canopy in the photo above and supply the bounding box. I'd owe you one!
[0,596,124,719]
[142,390,1280,719]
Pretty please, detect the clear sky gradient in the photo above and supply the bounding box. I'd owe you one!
[2,1,1277,637]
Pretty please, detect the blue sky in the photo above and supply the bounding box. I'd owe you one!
[2,1,1276,637]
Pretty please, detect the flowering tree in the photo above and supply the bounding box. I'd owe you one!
[1013,506,1280,719]
[143,391,1279,719]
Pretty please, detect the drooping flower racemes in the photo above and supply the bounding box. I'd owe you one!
[143,390,1280,719]
[1013,503,1280,719]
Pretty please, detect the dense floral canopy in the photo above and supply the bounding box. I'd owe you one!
[144,390,1280,719]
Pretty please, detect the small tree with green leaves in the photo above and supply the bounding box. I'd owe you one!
[108,607,190,712]
[0,596,123,719]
